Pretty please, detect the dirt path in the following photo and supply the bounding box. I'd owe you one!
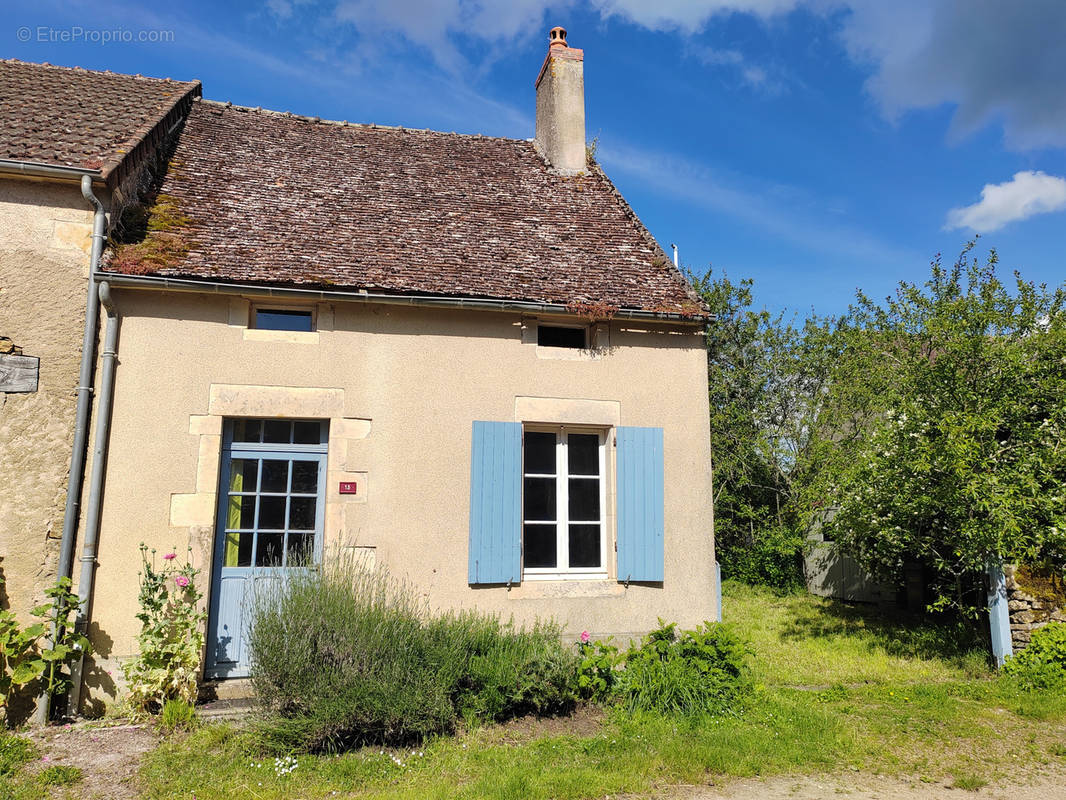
[667,770,1066,799]
[27,723,158,799]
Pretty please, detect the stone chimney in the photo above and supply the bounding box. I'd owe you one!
[534,26,586,175]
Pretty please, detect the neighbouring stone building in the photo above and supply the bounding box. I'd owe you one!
[0,62,200,627]
[1005,565,1066,651]
[1,28,718,713]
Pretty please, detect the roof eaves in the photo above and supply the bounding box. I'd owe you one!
[98,271,712,324]
[0,158,101,182]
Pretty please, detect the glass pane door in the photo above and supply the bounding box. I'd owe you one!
[207,419,327,678]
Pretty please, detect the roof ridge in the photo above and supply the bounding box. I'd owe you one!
[100,79,203,180]
[0,57,199,87]
[195,97,530,144]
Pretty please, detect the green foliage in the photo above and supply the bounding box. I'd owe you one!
[725,525,807,593]
[36,764,81,787]
[248,560,577,751]
[951,773,989,791]
[1003,622,1066,690]
[614,620,752,715]
[122,545,207,717]
[690,270,833,591]
[159,698,197,733]
[576,635,620,701]
[139,585,1066,799]
[807,246,1066,614]
[0,577,90,722]
[0,734,36,778]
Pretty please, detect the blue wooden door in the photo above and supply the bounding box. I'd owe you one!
[206,419,327,679]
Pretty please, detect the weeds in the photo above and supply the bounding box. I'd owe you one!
[1003,621,1066,690]
[37,764,82,787]
[159,699,196,733]
[952,773,989,791]
[0,734,35,778]
[615,621,751,715]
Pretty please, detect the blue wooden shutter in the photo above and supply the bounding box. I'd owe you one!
[468,421,522,584]
[616,426,665,582]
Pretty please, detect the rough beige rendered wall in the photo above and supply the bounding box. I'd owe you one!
[82,290,716,702]
[0,177,93,621]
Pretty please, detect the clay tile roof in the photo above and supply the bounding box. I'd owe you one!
[106,99,707,317]
[0,59,201,178]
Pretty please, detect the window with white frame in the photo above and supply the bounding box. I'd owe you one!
[522,426,607,578]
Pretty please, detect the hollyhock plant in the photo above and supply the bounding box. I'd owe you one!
[122,544,206,717]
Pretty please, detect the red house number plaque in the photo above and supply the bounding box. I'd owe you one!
[338,481,358,495]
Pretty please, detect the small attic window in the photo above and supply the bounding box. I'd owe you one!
[252,306,314,332]
[537,324,587,349]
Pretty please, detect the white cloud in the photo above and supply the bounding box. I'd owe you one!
[838,0,1066,150]
[265,0,565,73]
[945,171,1066,233]
[684,43,778,91]
[259,0,1066,149]
[588,0,802,33]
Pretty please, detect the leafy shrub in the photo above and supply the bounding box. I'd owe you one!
[615,620,752,715]
[719,525,806,593]
[248,560,577,751]
[0,577,91,722]
[1003,622,1066,690]
[122,546,207,717]
[576,632,620,701]
[424,612,577,724]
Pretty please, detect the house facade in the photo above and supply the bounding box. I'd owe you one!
[2,30,717,710]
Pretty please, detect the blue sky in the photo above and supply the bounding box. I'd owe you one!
[8,0,1066,316]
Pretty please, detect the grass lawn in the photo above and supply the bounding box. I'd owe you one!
[7,582,1065,799]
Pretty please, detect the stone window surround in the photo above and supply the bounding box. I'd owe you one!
[170,384,371,565]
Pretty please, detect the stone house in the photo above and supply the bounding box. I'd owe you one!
[0,59,201,627]
[1,29,717,710]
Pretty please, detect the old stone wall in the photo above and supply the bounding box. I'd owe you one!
[0,176,94,622]
[1005,564,1066,651]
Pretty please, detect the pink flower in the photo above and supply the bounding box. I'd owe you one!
[174,575,190,588]
[163,552,177,561]
[580,630,591,644]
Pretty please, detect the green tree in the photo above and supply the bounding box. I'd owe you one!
[807,246,1066,614]
[692,271,834,590]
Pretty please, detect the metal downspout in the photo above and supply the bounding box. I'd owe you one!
[58,177,105,581]
[35,177,105,725]
[67,281,119,715]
